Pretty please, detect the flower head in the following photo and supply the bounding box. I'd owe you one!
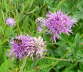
[34,36,46,57]
[45,11,76,40]
[6,18,16,26]
[10,35,46,59]
[35,17,45,32]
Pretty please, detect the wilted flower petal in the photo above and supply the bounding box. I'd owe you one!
[36,17,45,32]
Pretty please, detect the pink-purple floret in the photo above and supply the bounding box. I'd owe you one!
[6,18,16,26]
[10,35,46,59]
[10,35,35,59]
[45,11,76,40]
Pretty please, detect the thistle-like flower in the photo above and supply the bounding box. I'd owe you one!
[45,11,77,40]
[6,18,16,26]
[10,35,46,59]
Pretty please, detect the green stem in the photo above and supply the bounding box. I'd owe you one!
[19,57,27,72]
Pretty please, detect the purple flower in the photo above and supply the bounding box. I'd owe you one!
[6,18,16,26]
[10,35,46,59]
[45,11,77,40]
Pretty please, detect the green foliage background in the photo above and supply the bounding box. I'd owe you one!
[0,0,83,72]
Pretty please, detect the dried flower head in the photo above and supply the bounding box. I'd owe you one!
[10,35,46,59]
[35,17,45,32]
[6,18,16,26]
[33,36,46,58]
[45,11,77,40]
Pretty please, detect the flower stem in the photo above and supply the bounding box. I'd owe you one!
[19,57,27,72]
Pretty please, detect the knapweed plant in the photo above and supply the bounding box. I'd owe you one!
[0,0,83,72]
